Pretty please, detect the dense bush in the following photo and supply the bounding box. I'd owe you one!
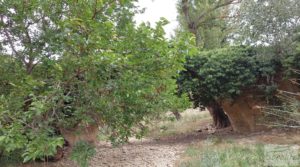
[0,0,189,163]
[177,41,300,129]
[176,43,300,110]
[177,46,278,108]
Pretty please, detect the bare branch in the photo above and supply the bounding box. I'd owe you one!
[179,0,242,45]
[0,15,26,64]
[195,0,242,29]
[181,0,197,34]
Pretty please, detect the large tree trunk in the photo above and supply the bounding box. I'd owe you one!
[222,99,258,132]
[207,102,230,129]
[221,79,300,133]
[221,94,266,132]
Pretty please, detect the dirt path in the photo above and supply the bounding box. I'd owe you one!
[45,130,212,167]
[50,141,185,167]
[34,120,223,167]
[24,129,300,167]
[25,111,236,167]
[22,109,300,167]
[91,140,185,167]
[41,127,300,167]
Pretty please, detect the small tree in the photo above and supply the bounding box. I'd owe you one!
[177,46,280,128]
[0,0,189,163]
[176,0,241,128]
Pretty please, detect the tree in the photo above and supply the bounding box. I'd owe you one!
[0,0,189,163]
[178,0,240,47]
[236,0,300,55]
[177,0,300,131]
[177,47,260,128]
[176,0,241,128]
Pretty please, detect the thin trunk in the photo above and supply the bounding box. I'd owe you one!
[172,110,182,120]
[195,30,201,47]
[26,62,34,75]
[207,102,230,129]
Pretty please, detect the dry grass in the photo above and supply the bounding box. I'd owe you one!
[176,136,264,167]
[146,109,211,139]
[176,135,300,167]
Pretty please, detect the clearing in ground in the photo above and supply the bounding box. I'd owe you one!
[20,109,300,167]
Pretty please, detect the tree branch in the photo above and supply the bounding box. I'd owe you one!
[0,15,26,64]
[181,0,197,34]
[91,0,115,20]
[195,0,241,29]
[23,22,36,74]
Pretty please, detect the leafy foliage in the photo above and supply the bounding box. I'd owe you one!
[237,0,300,47]
[177,46,280,107]
[175,0,300,132]
[0,0,189,163]
[70,141,96,167]
[177,0,235,48]
[177,47,290,106]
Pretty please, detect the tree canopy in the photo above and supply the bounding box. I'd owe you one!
[1,0,300,165]
[0,0,190,162]
[176,0,300,131]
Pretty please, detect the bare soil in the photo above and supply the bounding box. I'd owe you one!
[22,110,300,167]
[24,116,218,167]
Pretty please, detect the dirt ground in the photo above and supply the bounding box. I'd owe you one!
[24,113,218,167]
[27,128,300,167]
[40,140,185,167]
[22,110,300,167]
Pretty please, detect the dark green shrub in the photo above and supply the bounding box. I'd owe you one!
[177,47,276,108]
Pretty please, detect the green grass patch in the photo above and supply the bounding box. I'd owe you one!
[178,139,270,167]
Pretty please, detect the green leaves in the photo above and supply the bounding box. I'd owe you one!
[177,46,277,107]
[70,141,96,167]
[0,124,28,153]
[26,98,47,119]
[22,134,64,163]
[0,0,188,163]
[237,0,300,48]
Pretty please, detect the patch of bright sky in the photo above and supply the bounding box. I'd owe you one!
[134,0,179,38]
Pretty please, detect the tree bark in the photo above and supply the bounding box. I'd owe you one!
[172,110,182,120]
[207,102,230,129]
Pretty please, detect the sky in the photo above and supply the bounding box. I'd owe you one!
[134,0,179,38]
